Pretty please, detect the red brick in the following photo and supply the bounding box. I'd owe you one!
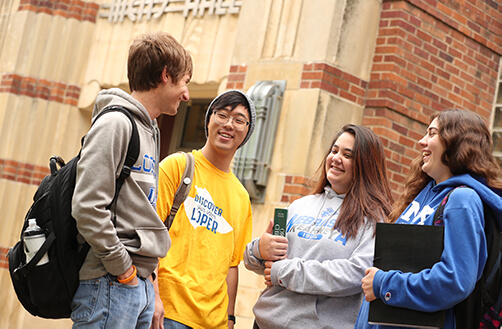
[341,71,362,85]
[299,81,310,89]
[407,34,422,47]
[303,63,313,71]
[439,51,454,63]
[350,85,365,97]
[301,71,322,80]
[322,64,343,77]
[381,10,409,20]
[414,47,429,60]
[384,55,407,68]
[321,82,339,96]
[292,176,308,185]
[311,81,321,89]
[227,74,245,82]
[436,68,451,80]
[330,76,350,90]
[283,185,309,195]
[65,99,78,106]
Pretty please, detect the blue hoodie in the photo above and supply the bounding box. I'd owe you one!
[355,174,502,329]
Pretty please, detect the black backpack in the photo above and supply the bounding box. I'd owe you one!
[7,105,139,319]
[433,186,502,329]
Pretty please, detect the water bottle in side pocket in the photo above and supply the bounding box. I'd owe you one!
[23,218,49,265]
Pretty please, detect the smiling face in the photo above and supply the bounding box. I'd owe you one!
[418,118,453,183]
[326,132,355,194]
[160,72,191,116]
[206,104,249,154]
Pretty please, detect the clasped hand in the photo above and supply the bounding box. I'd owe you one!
[361,267,379,301]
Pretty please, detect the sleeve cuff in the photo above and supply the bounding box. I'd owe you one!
[373,269,384,298]
[251,237,264,260]
[270,261,284,287]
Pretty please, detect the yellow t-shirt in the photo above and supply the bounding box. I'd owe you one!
[157,150,253,329]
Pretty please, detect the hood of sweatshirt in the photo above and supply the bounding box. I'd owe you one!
[92,88,161,185]
[92,88,155,129]
[438,174,502,226]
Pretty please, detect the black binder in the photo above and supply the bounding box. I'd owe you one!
[368,223,446,328]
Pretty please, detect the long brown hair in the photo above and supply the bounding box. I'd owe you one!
[312,124,394,238]
[389,109,502,222]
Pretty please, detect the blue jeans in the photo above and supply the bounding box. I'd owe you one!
[163,318,192,329]
[71,274,154,329]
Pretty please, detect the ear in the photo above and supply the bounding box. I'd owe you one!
[162,67,170,83]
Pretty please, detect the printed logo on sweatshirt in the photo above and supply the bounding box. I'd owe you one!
[400,201,435,225]
[132,154,157,180]
[147,187,157,207]
[130,154,157,207]
[183,186,233,234]
[298,232,322,240]
[287,211,347,245]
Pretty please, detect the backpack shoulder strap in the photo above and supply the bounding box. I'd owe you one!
[165,152,194,230]
[92,106,140,209]
[433,185,467,226]
[482,204,501,292]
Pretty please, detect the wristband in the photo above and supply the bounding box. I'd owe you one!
[118,265,137,284]
[228,315,236,324]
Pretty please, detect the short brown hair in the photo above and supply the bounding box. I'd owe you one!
[127,31,193,92]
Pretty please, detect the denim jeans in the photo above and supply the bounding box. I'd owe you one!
[163,318,192,329]
[71,274,154,329]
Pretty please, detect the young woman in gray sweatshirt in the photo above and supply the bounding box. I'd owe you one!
[244,124,393,329]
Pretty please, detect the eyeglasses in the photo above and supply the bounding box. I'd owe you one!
[212,110,250,131]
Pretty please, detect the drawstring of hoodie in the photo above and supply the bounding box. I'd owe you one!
[309,188,342,234]
[313,192,328,227]
[153,124,161,206]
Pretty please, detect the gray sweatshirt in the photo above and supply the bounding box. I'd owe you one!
[72,88,170,280]
[245,186,375,329]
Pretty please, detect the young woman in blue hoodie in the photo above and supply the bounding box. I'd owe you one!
[245,124,394,329]
[355,109,502,329]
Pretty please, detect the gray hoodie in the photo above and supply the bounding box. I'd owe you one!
[72,88,169,280]
[245,186,375,329]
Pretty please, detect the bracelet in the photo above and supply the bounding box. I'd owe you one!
[118,265,137,284]
[228,315,236,324]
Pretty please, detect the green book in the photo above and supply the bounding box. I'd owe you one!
[273,208,288,236]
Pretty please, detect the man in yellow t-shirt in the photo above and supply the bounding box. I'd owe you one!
[154,90,256,329]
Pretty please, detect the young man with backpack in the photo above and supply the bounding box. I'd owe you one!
[154,90,256,329]
[70,31,192,328]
